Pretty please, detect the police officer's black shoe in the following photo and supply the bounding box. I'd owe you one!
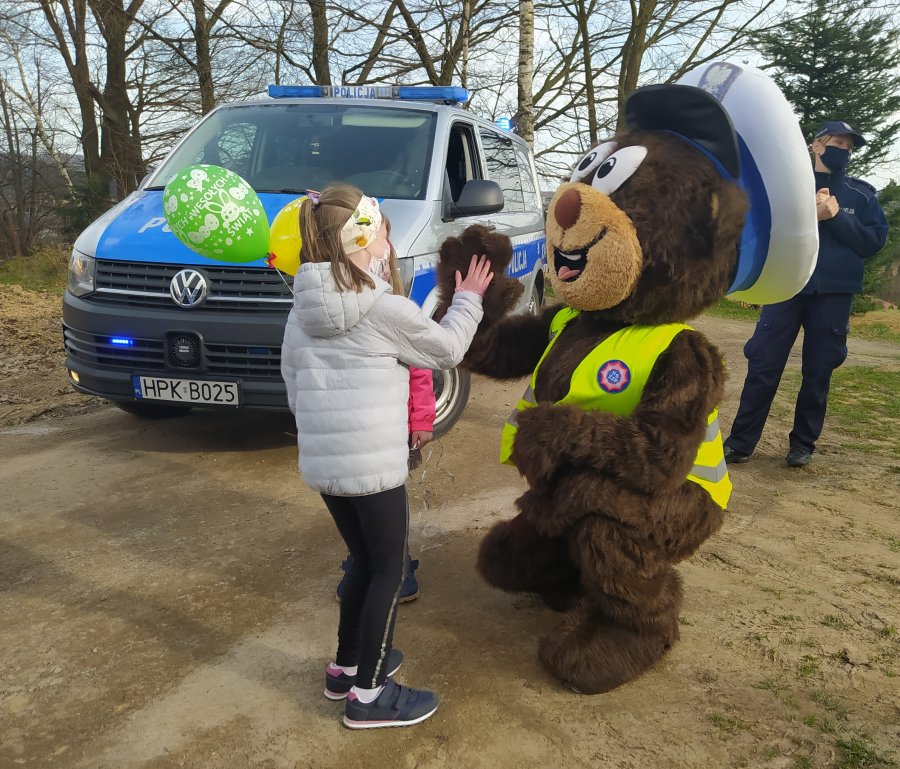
[786,447,812,468]
[723,445,751,464]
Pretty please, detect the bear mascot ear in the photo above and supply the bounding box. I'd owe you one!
[435,224,524,324]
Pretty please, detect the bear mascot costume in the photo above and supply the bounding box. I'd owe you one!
[434,62,818,694]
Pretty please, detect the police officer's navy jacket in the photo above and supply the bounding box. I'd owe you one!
[804,170,889,295]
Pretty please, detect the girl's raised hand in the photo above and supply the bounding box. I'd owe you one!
[455,254,494,296]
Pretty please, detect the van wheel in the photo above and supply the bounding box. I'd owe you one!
[114,401,193,419]
[525,283,542,316]
[432,367,471,437]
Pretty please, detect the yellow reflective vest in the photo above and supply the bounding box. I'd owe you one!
[500,307,731,509]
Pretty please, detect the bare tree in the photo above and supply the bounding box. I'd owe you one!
[0,59,72,257]
[0,28,75,196]
[337,0,516,87]
[26,0,148,201]
[88,0,148,196]
[308,0,330,83]
[516,0,534,145]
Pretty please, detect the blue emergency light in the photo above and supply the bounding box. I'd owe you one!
[496,117,513,131]
[397,86,469,103]
[267,84,469,105]
[110,337,134,346]
[268,85,325,98]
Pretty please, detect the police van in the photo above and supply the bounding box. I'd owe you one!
[63,85,547,434]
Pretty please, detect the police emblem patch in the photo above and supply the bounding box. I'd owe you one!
[597,360,630,393]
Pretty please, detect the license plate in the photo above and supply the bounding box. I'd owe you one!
[132,375,240,406]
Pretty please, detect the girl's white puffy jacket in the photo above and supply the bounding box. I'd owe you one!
[281,262,484,496]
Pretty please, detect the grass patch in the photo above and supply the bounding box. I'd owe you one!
[797,654,821,678]
[880,624,897,638]
[812,689,850,720]
[701,300,900,344]
[793,758,814,769]
[709,712,752,734]
[822,614,854,630]
[835,735,896,768]
[780,367,900,456]
[852,310,900,345]
[753,677,784,693]
[867,527,900,553]
[702,297,760,322]
[782,694,801,710]
[0,249,69,293]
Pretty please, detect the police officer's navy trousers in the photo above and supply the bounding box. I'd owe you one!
[725,293,852,456]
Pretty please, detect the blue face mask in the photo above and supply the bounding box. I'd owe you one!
[821,145,851,174]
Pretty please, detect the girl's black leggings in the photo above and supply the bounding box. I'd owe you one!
[321,485,408,689]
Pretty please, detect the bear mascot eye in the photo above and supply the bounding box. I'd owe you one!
[590,145,648,195]
[569,142,617,181]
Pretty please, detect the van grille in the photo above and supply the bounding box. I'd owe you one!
[63,327,282,380]
[206,343,282,378]
[91,260,293,312]
[63,327,167,369]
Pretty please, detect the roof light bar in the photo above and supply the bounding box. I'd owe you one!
[396,86,469,103]
[267,84,469,104]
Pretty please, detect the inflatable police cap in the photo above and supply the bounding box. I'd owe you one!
[626,61,818,305]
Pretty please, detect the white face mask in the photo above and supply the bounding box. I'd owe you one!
[367,243,391,282]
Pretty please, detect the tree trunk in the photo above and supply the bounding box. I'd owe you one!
[516,0,535,145]
[308,0,330,84]
[90,0,146,198]
[192,0,215,114]
[616,0,657,132]
[36,0,103,193]
[0,79,25,255]
[576,0,598,144]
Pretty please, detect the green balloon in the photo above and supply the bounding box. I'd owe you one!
[163,165,270,263]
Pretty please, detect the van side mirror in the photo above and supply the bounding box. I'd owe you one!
[444,179,504,221]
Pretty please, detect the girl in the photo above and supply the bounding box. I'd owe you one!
[335,217,434,604]
[281,183,492,729]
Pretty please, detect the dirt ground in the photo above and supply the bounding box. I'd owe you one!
[1,285,899,769]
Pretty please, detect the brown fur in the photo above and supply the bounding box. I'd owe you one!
[439,128,747,694]
[435,224,523,327]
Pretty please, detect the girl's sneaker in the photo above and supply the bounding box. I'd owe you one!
[343,679,439,729]
[324,649,404,700]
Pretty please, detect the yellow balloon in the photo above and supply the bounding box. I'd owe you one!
[267,196,304,275]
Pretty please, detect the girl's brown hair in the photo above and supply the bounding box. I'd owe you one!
[298,182,376,293]
[384,216,405,296]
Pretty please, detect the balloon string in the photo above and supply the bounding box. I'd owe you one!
[411,438,453,554]
[275,268,293,293]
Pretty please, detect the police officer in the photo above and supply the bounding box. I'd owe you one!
[723,120,889,468]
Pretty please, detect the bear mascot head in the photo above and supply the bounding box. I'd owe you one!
[435,62,816,694]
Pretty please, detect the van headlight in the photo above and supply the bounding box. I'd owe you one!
[67,250,96,297]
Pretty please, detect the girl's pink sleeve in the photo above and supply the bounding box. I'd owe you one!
[408,366,436,433]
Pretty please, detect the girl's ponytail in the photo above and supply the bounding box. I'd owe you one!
[298,196,320,265]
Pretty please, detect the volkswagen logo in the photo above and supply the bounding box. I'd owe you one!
[170,269,209,308]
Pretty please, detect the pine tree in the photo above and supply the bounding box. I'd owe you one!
[752,0,900,177]
[864,181,900,303]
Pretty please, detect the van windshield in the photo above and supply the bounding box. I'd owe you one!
[148,103,437,200]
